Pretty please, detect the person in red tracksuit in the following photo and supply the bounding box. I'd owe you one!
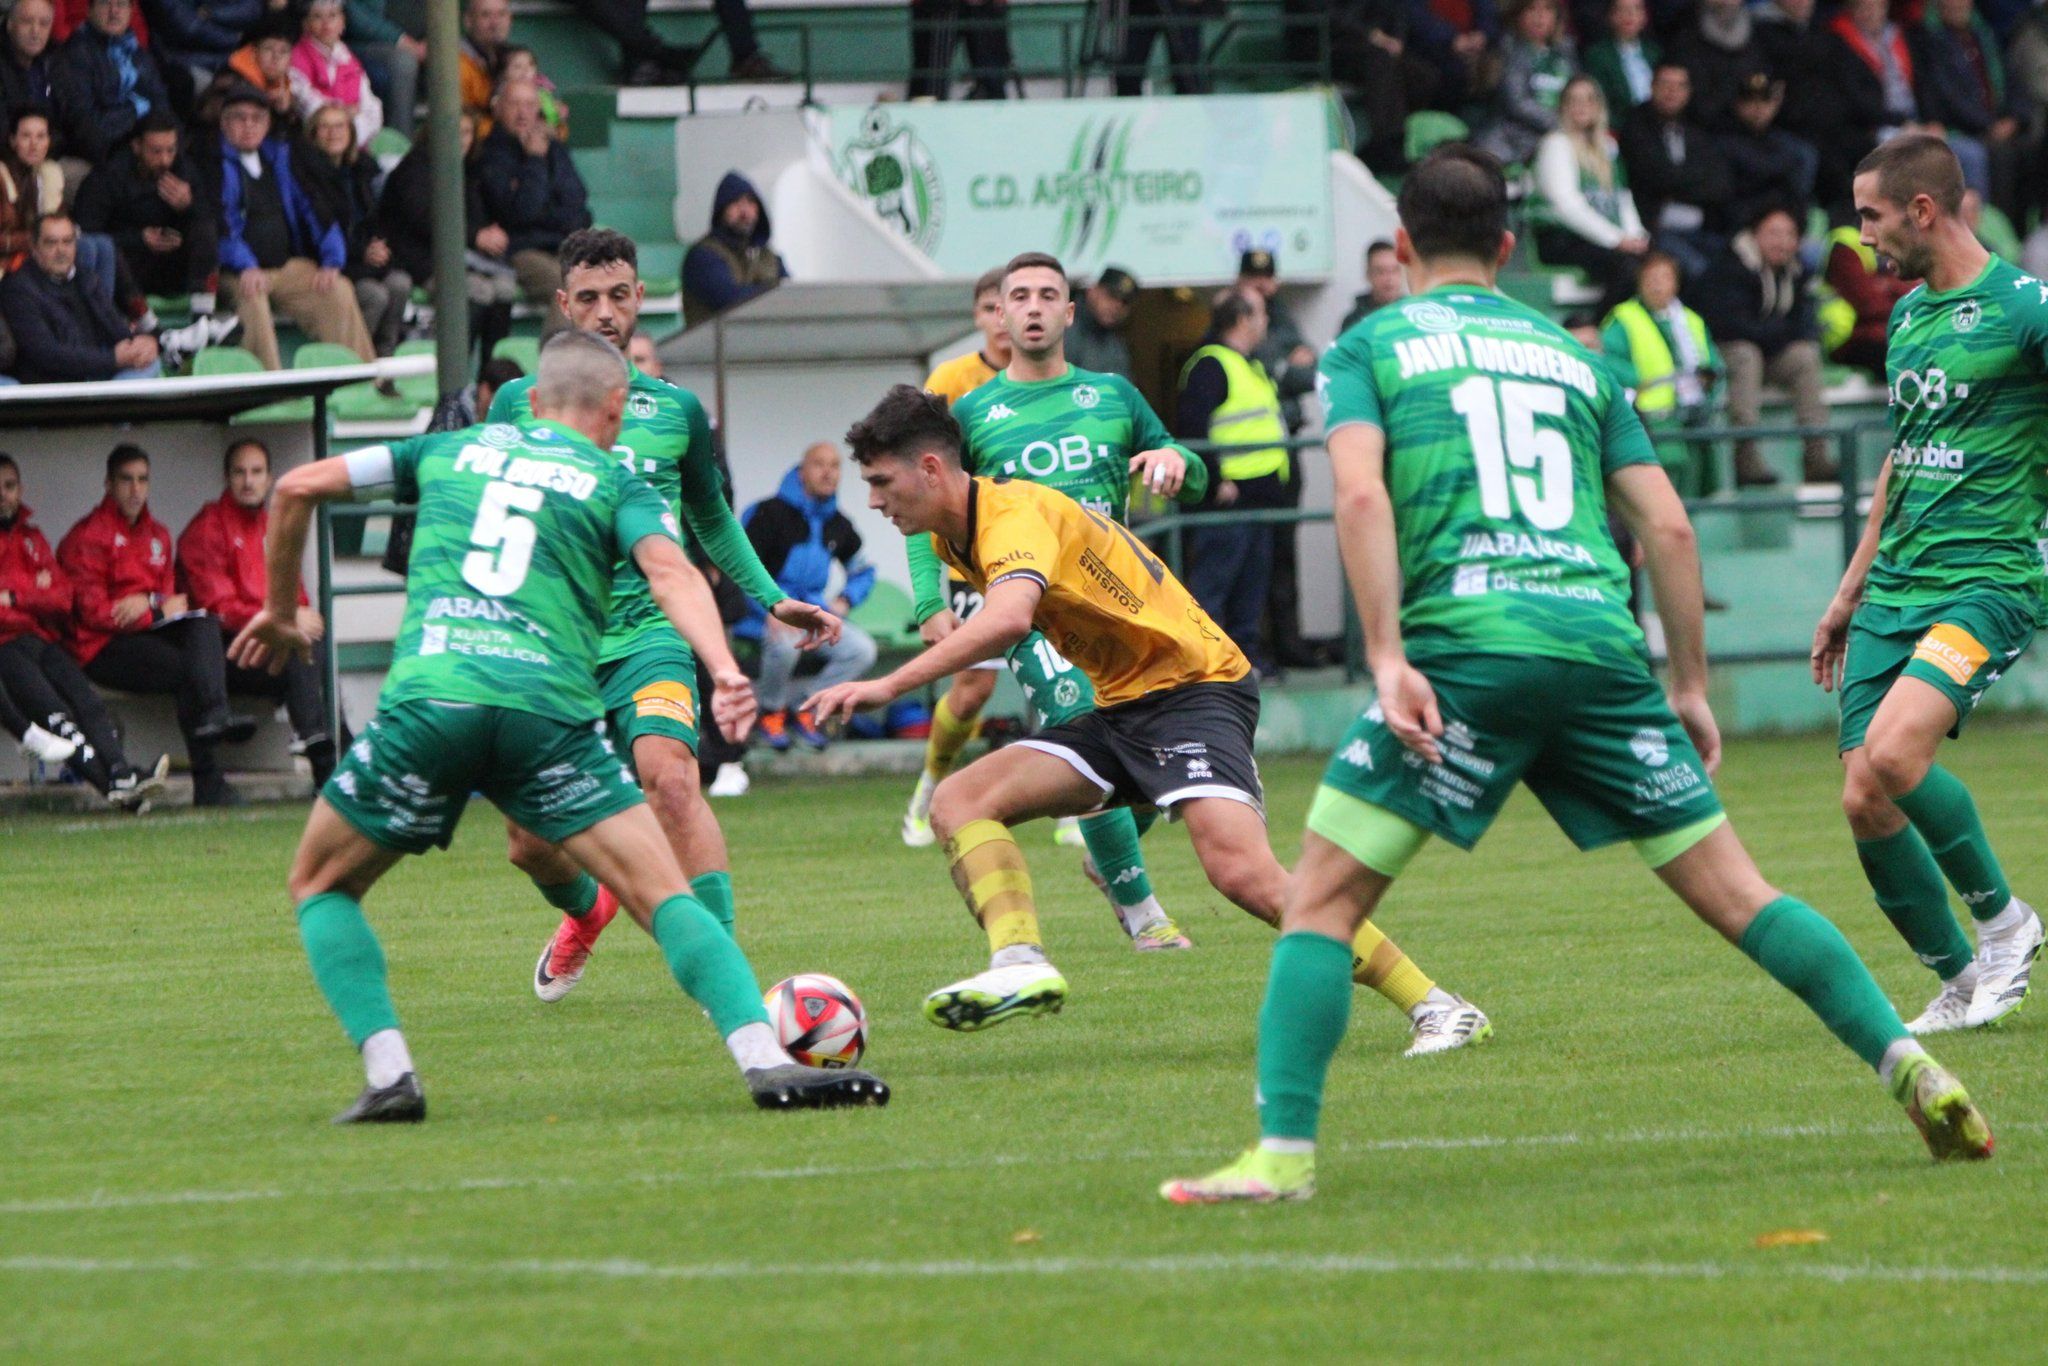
[0,451,166,807]
[177,438,336,786]
[59,443,253,806]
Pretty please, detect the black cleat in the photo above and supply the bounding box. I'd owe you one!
[333,1072,426,1124]
[746,1064,890,1111]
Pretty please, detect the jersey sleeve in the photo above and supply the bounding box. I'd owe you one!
[1318,335,1383,434]
[2005,272,2048,374]
[345,434,427,502]
[673,396,788,610]
[1118,376,1209,505]
[906,530,948,623]
[484,378,527,424]
[1597,374,1660,474]
[612,470,680,562]
[977,494,1060,592]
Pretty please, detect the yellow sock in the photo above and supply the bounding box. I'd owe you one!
[1351,919,1435,1013]
[944,819,1040,953]
[924,689,985,780]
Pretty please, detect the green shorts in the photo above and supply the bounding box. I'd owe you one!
[1007,628,1096,726]
[598,639,700,766]
[1317,653,1723,854]
[323,699,644,855]
[1837,595,2037,753]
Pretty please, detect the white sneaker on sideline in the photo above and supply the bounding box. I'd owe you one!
[707,763,750,798]
[18,723,77,765]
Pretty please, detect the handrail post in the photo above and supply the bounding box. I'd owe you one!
[1838,426,1864,568]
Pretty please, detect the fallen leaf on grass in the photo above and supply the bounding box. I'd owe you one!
[1012,1229,1042,1245]
[1754,1229,1829,1248]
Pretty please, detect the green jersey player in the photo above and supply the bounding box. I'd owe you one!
[1813,135,2045,1035]
[1165,146,1990,1204]
[231,331,887,1122]
[482,230,840,1003]
[902,251,1489,1056]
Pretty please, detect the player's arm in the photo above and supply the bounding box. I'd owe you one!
[806,576,1041,725]
[1328,421,1442,763]
[1607,462,1720,772]
[631,532,758,742]
[228,452,364,673]
[906,531,951,631]
[1124,379,1208,503]
[1811,454,1892,692]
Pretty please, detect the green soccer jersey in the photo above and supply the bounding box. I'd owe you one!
[907,363,1206,620]
[1868,256,2048,622]
[1319,284,1660,669]
[354,417,677,723]
[489,365,785,664]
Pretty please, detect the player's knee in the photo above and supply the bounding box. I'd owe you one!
[640,752,703,821]
[1861,732,1931,799]
[504,825,554,876]
[1197,838,1281,915]
[927,773,984,842]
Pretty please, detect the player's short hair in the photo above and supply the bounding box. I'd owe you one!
[845,384,964,468]
[1206,290,1259,341]
[1365,239,1395,260]
[133,109,178,141]
[106,443,149,478]
[558,227,637,279]
[223,438,271,478]
[534,329,628,409]
[1856,133,1964,215]
[0,452,18,479]
[972,266,1005,301]
[1002,251,1068,296]
[477,356,525,392]
[1639,249,1682,284]
[1397,144,1510,266]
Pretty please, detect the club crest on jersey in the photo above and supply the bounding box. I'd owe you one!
[1071,384,1100,410]
[1953,300,1982,333]
[1401,299,1463,333]
[481,423,520,448]
[1053,678,1081,708]
[1630,728,1670,768]
[628,393,657,419]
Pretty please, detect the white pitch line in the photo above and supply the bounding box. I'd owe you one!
[7,1119,2031,1218]
[4,1250,2048,1287]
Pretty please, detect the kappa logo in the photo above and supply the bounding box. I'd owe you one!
[1339,738,1374,770]
[1072,384,1100,410]
[984,404,1017,423]
[334,771,358,798]
[1629,727,1670,768]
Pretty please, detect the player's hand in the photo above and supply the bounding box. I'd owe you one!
[710,669,757,743]
[804,678,892,727]
[770,598,843,648]
[1372,658,1444,764]
[1131,447,1187,498]
[1810,594,1855,693]
[296,605,326,643]
[919,609,959,645]
[228,607,313,675]
[1669,689,1722,775]
[110,592,150,627]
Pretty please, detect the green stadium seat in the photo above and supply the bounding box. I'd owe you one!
[366,127,410,162]
[493,336,540,372]
[1405,111,1468,165]
[394,339,438,407]
[193,345,263,376]
[848,581,923,651]
[295,341,416,422]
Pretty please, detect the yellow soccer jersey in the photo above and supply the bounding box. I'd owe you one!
[936,477,1248,706]
[924,351,1000,406]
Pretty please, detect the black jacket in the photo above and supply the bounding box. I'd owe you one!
[0,43,59,150]
[1754,10,1841,145]
[297,148,385,280]
[52,24,170,164]
[376,142,484,283]
[1618,105,1735,235]
[0,263,134,383]
[1691,233,1816,359]
[1912,21,2008,136]
[73,146,218,294]
[1718,123,1814,230]
[473,126,591,256]
[1668,26,1768,131]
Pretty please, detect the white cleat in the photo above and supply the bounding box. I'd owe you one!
[1405,995,1493,1058]
[903,772,937,846]
[1906,971,1978,1036]
[707,762,750,798]
[922,961,1068,1031]
[1965,901,2043,1028]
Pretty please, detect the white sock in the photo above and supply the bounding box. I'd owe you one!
[1979,899,2029,937]
[1409,985,1458,1020]
[991,943,1049,969]
[1116,894,1168,937]
[1877,1037,1928,1089]
[726,1021,792,1073]
[361,1029,414,1088]
[1258,1137,1315,1155]
[1942,961,1980,987]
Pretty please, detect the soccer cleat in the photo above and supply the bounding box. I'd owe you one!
[757,711,791,752]
[1891,1055,1993,1161]
[1405,995,1492,1057]
[1132,920,1195,952]
[332,1072,426,1124]
[18,723,77,765]
[902,771,938,846]
[1964,901,2043,1028]
[791,709,829,750]
[532,886,621,1002]
[1906,972,1979,1036]
[107,754,169,811]
[1052,815,1085,848]
[1160,1146,1316,1205]
[745,1063,890,1110]
[923,962,1068,1031]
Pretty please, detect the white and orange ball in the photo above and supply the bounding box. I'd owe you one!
[764,973,869,1068]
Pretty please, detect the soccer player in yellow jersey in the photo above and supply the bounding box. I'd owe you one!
[904,266,1016,848]
[809,385,1487,1040]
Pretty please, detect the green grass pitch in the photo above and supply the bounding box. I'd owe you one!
[4,726,2044,1360]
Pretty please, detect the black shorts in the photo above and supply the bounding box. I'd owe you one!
[1016,674,1264,818]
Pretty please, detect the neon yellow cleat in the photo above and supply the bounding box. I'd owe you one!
[1160,1146,1315,1204]
[922,962,1068,1031]
[1892,1055,1994,1162]
[1132,919,1194,952]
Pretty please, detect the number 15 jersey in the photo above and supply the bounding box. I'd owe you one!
[1319,285,1659,670]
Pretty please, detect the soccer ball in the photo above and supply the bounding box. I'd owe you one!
[764,973,868,1068]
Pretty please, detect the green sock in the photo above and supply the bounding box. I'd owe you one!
[1079,807,1154,908]
[691,871,736,938]
[650,893,770,1037]
[1739,896,1909,1071]
[1131,807,1159,839]
[535,872,600,916]
[1855,826,1974,979]
[296,891,400,1047]
[1256,932,1355,1140]
[1892,764,2014,922]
